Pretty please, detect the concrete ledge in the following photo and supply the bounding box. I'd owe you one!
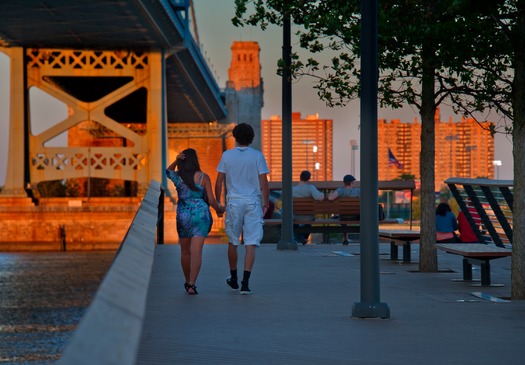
[58,180,161,365]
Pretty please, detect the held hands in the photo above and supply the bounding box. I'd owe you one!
[216,204,226,218]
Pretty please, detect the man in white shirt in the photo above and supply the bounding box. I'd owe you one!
[215,123,270,295]
[292,170,325,244]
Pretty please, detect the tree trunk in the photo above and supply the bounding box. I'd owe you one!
[511,2,525,299]
[418,44,438,272]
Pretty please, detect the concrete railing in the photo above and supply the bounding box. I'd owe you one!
[58,180,163,365]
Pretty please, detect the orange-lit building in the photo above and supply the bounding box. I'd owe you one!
[378,110,494,190]
[261,113,333,182]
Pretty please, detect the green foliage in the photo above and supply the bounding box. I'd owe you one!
[397,173,416,180]
[66,179,81,197]
[85,178,109,197]
[37,180,67,197]
[411,196,421,220]
[234,0,513,131]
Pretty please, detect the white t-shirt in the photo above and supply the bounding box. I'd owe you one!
[217,146,269,201]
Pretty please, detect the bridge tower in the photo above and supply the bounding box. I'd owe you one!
[224,41,264,150]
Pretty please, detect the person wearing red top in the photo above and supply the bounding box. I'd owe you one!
[457,205,480,243]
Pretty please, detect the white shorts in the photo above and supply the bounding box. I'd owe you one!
[225,198,263,246]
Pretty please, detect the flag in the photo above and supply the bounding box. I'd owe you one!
[388,148,403,169]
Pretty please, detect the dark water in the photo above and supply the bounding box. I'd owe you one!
[0,251,115,364]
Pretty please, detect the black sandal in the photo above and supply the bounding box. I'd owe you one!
[187,283,198,295]
[184,282,190,293]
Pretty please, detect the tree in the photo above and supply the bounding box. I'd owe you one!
[37,180,67,197]
[445,0,524,299]
[233,0,504,273]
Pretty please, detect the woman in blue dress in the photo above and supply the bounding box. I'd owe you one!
[166,148,224,295]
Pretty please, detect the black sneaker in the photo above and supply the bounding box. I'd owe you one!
[226,277,239,290]
[240,281,251,295]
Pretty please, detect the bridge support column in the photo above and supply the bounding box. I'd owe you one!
[145,52,166,194]
[1,47,27,197]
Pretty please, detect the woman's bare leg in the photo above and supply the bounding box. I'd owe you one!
[179,237,191,284]
[189,236,205,284]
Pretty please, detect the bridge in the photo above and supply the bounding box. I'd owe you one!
[0,0,227,197]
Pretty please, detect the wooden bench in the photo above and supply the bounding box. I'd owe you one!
[265,197,402,244]
[269,179,416,228]
[436,243,512,286]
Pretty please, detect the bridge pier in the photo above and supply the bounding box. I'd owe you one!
[1,47,27,197]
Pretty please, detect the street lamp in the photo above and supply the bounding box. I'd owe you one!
[445,135,459,177]
[312,145,318,180]
[465,145,477,178]
[350,139,358,176]
[493,160,502,179]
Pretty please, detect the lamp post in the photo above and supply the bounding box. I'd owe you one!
[445,135,459,177]
[312,145,318,180]
[350,139,358,176]
[277,8,296,250]
[493,160,502,179]
[465,145,477,177]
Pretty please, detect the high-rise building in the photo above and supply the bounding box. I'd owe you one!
[261,113,333,182]
[378,110,494,190]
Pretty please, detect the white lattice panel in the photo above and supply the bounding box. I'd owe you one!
[31,147,147,182]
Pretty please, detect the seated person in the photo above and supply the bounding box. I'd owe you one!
[328,174,360,201]
[328,174,360,243]
[436,202,458,243]
[457,200,481,243]
[292,170,324,244]
[261,200,281,243]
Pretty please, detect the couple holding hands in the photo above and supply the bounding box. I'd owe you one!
[166,123,269,296]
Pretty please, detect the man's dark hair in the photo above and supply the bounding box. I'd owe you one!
[232,123,255,146]
[300,170,311,181]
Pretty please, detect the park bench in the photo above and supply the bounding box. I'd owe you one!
[378,229,420,264]
[435,178,514,286]
[435,243,512,286]
[264,179,414,244]
[264,197,402,244]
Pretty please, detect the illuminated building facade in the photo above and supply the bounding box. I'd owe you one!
[378,110,495,190]
[261,113,333,182]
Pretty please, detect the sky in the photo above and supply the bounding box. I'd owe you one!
[0,0,514,186]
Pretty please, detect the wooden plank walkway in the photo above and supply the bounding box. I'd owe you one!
[136,243,525,364]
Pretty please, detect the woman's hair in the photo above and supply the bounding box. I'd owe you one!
[436,202,451,216]
[232,123,254,146]
[176,148,201,191]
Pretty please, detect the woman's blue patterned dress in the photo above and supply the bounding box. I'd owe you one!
[166,170,213,238]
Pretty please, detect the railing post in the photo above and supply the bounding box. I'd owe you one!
[157,186,164,245]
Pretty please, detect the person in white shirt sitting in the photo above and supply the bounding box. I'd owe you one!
[292,170,325,244]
